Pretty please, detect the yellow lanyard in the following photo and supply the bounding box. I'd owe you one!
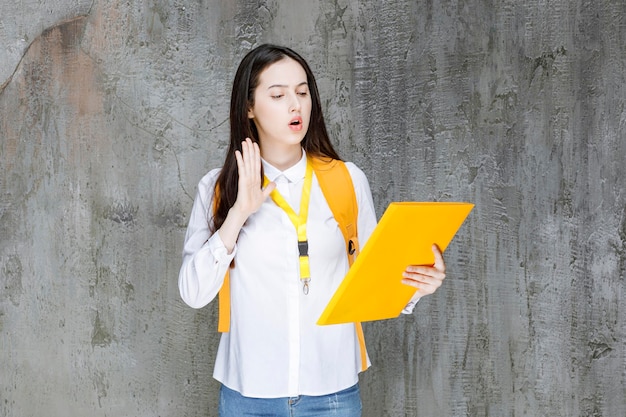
[263,158,314,294]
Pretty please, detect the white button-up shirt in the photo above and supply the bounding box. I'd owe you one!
[179,152,398,398]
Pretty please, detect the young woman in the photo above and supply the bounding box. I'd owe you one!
[178,44,447,417]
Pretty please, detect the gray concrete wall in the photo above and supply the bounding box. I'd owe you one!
[1,0,624,416]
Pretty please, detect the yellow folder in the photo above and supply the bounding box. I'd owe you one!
[317,202,474,325]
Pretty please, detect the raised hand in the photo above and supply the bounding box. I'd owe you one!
[218,139,275,253]
[232,138,276,217]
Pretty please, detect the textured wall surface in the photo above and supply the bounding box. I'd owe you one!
[1,1,625,416]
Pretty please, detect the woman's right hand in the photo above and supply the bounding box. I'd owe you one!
[218,138,275,253]
[232,138,276,217]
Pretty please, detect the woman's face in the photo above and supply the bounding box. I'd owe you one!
[248,57,312,156]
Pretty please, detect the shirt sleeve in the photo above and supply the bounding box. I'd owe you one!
[344,162,377,249]
[178,169,236,309]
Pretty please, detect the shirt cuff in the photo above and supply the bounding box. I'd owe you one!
[401,297,420,314]
[207,232,237,264]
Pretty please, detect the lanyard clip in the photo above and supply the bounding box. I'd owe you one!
[298,240,309,257]
[298,241,310,294]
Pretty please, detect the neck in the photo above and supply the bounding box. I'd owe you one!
[261,145,303,171]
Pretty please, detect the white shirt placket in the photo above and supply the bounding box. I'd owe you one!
[276,175,304,395]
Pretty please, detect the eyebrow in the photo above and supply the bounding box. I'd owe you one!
[267,81,309,89]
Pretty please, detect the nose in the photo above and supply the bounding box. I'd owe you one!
[289,92,301,112]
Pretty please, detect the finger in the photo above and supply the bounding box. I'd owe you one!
[402,270,441,284]
[234,150,244,173]
[401,276,442,294]
[262,181,276,198]
[400,278,420,291]
[404,265,445,278]
[403,270,443,284]
[432,244,446,273]
[241,139,254,177]
[241,139,250,163]
[251,140,262,181]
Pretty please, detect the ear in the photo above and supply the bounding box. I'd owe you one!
[247,106,254,119]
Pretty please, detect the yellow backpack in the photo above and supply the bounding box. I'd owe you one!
[216,157,368,371]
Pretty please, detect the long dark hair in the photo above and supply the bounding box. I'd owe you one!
[211,44,341,232]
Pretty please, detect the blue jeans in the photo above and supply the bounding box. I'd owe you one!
[218,383,362,417]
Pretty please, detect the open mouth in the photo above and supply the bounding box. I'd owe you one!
[289,117,303,130]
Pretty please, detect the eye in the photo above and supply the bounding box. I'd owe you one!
[297,91,308,97]
[271,94,284,99]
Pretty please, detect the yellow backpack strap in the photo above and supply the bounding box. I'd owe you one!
[213,186,231,333]
[310,157,368,372]
[218,271,230,332]
[309,157,359,264]
[354,322,367,371]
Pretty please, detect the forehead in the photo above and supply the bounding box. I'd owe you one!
[257,57,308,86]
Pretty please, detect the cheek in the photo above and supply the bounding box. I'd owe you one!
[303,100,313,120]
[251,100,277,122]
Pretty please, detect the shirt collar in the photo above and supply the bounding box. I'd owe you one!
[262,149,307,183]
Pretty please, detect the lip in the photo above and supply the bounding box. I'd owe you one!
[289,116,303,131]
